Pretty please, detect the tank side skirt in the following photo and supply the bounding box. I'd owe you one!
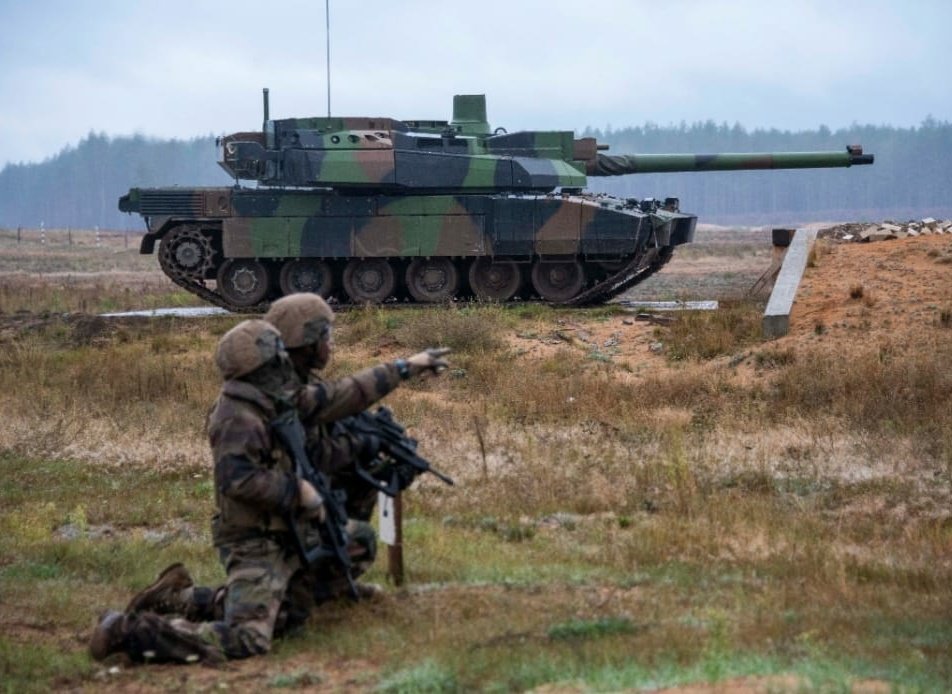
[147,193,692,311]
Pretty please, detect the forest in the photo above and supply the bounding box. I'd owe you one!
[1,119,950,231]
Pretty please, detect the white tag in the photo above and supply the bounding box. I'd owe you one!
[378,492,396,545]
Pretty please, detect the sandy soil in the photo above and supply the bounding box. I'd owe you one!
[788,233,952,348]
[512,231,952,376]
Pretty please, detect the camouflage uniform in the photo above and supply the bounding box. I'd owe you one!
[91,320,314,663]
[208,358,407,639]
[200,375,305,658]
[263,292,449,527]
[91,317,410,663]
[295,364,405,599]
[212,362,406,620]
[265,293,411,597]
[90,298,447,664]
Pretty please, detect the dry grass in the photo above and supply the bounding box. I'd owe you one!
[654,300,764,361]
[0,236,949,690]
[0,228,200,312]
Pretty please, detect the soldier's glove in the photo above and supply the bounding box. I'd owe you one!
[356,433,381,463]
[406,347,451,377]
[297,479,327,522]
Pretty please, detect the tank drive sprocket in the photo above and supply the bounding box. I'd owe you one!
[158,225,216,281]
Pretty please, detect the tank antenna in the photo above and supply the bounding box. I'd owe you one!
[325,0,331,117]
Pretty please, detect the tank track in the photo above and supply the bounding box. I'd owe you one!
[560,245,674,307]
[168,272,273,313]
[158,241,676,313]
[158,238,272,313]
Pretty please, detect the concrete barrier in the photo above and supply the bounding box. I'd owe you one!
[763,228,817,338]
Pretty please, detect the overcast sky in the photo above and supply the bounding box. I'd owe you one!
[1,0,948,168]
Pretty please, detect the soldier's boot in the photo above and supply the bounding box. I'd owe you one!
[125,563,195,616]
[89,610,127,661]
[89,610,225,664]
[195,586,227,622]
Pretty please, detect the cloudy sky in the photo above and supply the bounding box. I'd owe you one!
[1,0,948,168]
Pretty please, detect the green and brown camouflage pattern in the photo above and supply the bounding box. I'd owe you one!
[129,189,690,260]
[219,94,587,191]
[118,92,872,311]
[588,148,873,175]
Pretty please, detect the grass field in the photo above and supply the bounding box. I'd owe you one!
[0,229,949,692]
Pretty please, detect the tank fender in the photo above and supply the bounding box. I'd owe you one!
[138,216,176,255]
[140,233,158,254]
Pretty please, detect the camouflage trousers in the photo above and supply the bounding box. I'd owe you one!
[120,520,377,663]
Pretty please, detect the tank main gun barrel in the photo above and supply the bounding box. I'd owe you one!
[586,146,873,176]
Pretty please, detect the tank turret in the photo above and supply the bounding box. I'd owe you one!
[219,93,589,192]
[120,91,874,311]
[218,92,871,193]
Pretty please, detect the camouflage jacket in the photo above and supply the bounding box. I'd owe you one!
[207,380,299,544]
[300,362,403,477]
[207,364,401,543]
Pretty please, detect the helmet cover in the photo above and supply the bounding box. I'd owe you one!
[264,293,334,349]
[215,319,285,379]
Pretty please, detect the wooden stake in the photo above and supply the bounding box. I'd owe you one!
[387,492,405,586]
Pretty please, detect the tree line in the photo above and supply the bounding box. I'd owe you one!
[1,120,950,231]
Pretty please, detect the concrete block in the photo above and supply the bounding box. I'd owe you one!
[861,228,895,242]
[772,228,796,247]
[763,228,817,339]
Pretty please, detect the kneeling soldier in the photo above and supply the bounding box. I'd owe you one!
[90,319,326,663]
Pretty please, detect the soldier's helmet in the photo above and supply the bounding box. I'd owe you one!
[215,319,286,380]
[264,293,335,349]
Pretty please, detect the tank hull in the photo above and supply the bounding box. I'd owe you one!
[123,186,695,310]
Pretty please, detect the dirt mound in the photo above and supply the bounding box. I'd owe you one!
[786,232,952,348]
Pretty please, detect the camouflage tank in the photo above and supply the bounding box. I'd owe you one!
[119,91,873,310]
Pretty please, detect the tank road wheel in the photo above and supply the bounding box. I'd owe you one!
[279,259,334,297]
[405,258,460,303]
[531,260,586,302]
[342,258,396,303]
[217,259,271,307]
[158,226,216,280]
[468,258,522,302]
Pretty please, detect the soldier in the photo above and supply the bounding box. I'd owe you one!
[89,314,448,663]
[263,292,449,603]
[89,319,319,662]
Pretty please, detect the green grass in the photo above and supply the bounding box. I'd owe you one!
[3,450,947,691]
[0,638,95,694]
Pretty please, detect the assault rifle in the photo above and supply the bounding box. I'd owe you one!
[344,406,454,496]
[270,409,358,599]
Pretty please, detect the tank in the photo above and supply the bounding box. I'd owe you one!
[119,91,873,310]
